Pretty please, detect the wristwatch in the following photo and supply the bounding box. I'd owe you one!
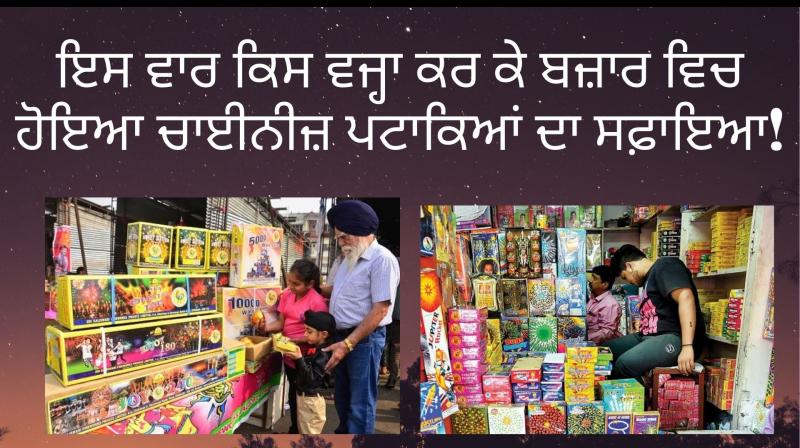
[343,338,354,352]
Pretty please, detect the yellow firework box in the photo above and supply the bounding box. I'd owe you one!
[207,230,232,271]
[56,274,218,330]
[46,314,225,387]
[173,226,208,270]
[230,224,283,288]
[126,222,173,268]
[219,286,280,339]
[45,340,245,434]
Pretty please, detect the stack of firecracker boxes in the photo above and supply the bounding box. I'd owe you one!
[702,289,744,342]
[656,375,702,429]
[686,241,711,274]
[704,358,737,412]
[45,221,284,434]
[710,211,739,271]
[735,209,753,267]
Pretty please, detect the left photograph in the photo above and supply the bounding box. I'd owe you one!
[44,197,400,435]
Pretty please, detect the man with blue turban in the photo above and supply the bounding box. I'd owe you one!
[320,200,400,434]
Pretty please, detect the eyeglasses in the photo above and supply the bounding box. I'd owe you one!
[334,232,353,241]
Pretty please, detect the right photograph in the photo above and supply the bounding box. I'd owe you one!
[419,205,775,436]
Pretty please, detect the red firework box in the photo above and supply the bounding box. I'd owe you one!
[449,333,484,348]
[453,368,488,385]
[448,307,489,323]
[510,357,543,383]
[483,366,512,398]
[456,393,486,407]
[448,321,488,336]
[527,402,567,434]
[451,359,486,374]
[454,383,485,396]
[450,343,488,361]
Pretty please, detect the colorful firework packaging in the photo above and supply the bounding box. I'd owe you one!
[470,230,500,276]
[585,233,603,268]
[495,205,515,229]
[528,317,557,353]
[206,230,232,271]
[632,411,660,434]
[229,224,283,288]
[567,402,605,434]
[56,274,217,330]
[220,287,280,339]
[452,406,490,434]
[600,379,645,412]
[421,381,445,434]
[482,366,512,404]
[503,229,542,279]
[485,319,503,366]
[563,206,581,229]
[510,357,543,383]
[556,228,586,277]
[527,402,567,434]
[546,206,564,229]
[126,222,173,268]
[513,205,532,229]
[558,317,587,341]
[487,404,527,434]
[420,268,459,418]
[555,275,587,316]
[500,278,528,316]
[605,412,632,434]
[579,205,599,228]
[420,206,436,256]
[173,227,207,270]
[454,205,493,231]
[472,274,499,312]
[454,233,474,301]
[540,230,558,264]
[501,317,529,352]
[528,278,556,316]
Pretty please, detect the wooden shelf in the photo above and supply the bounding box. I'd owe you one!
[690,206,751,223]
[695,267,748,279]
[707,335,738,345]
[601,227,639,232]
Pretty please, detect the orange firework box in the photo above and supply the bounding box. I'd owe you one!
[126,222,174,268]
[173,226,208,270]
[230,224,283,288]
[206,230,232,271]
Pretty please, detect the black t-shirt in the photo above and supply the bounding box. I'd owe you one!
[640,257,706,353]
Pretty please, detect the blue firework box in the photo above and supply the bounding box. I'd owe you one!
[555,275,587,316]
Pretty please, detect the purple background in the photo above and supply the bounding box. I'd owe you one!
[0,7,797,447]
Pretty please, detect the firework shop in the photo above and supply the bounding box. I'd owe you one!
[44,197,327,434]
[420,205,775,435]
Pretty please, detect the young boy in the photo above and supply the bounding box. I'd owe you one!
[285,310,336,434]
[587,265,623,345]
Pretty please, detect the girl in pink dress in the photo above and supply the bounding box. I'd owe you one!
[261,259,328,434]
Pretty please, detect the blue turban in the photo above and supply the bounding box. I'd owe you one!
[327,200,379,236]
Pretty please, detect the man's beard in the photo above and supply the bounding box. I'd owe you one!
[341,238,371,272]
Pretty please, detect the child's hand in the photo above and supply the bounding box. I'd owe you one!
[286,346,303,360]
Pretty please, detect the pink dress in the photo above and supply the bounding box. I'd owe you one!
[277,288,328,367]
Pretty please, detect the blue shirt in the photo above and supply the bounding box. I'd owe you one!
[329,240,400,329]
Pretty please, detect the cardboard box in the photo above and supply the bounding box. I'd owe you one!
[456,393,486,408]
[448,321,488,336]
[565,362,596,379]
[172,226,208,270]
[567,401,605,434]
[238,335,273,364]
[219,286,280,339]
[567,346,598,364]
[453,369,487,385]
[454,383,484,396]
[543,371,565,382]
[452,406,489,434]
[528,316,557,352]
[513,389,542,403]
[452,359,486,373]
[501,317,529,352]
[126,222,173,268]
[449,333,484,348]
[230,224,283,288]
[484,390,513,404]
[543,353,566,371]
[600,378,645,412]
[632,411,660,434]
[487,404,526,434]
[543,390,565,402]
[46,314,224,387]
[606,412,632,434]
[510,357,543,383]
[206,230,232,271]
[555,275,587,316]
[527,402,566,434]
[451,344,488,361]
[511,381,540,391]
[46,346,239,434]
[448,307,489,323]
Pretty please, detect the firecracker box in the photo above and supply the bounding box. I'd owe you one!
[451,343,488,361]
[485,318,503,365]
[501,317,529,352]
[605,412,633,434]
[206,230,232,271]
[543,390,565,402]
[219,286,280,339]
[566,346,598,364]
[450,333,485,348]
[543,371,566,382]
[565,361,596,379]
[456,393,486,408]
[449,306,489,323]
[510,357,543,383]
[449,320,488,336]
[528,277,556,316]
[632,411,660,434]
[487,404,527,434]
[46,314,224,387]
[567,401,605,434]
[452,359,487,374]
[565,380,595,402]
[45,342,242,434]
[454,383,485,396]
[56,274,218,331]
[513,389,542,404]
[452,406,490,434]
[484,390,513,404]
[557,317,587,341]
[126,222,174,268]
[420,382,444,434]
[511,381,540,391]
[230,224,283,288]
[171,226,208,270]
[528,316,557,352]
[555,275,587,316]
[527,402,566,434]
[600,378,645,412]
[543,353,566,372]
[453,369,488,385]
[541,381,563,392]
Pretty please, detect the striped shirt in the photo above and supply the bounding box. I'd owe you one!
[329,240,400,329]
